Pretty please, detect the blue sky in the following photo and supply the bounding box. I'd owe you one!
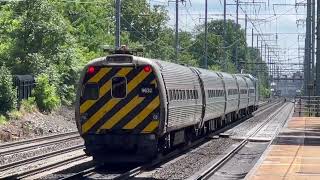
[150,0,308,75]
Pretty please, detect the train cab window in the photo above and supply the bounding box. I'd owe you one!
[112,77,127,99]
[195,90,198,99]
[83,83,99,100]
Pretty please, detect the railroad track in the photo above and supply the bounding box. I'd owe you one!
[62,100,283,180]
[0,144,85,178]
[0,131,84,179]
[0,132,81,157]
[6,153,90,180]
[0,131,79,150]
[188,102,292,180]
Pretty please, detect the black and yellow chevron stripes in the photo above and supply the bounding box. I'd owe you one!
[80,66,160,135]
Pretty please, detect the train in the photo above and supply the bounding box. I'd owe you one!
[75,49,259,163]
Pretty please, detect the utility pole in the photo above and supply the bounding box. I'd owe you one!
[316,0,320,96]
[260,41,263,60]
[311,0,315,94]
[204,0,208,69]
[223,0,227,72]
[251,28,254,48]
[175,0,179,63]
[244,14,247,73]
[245,15,247,40]
[115,0,121,48]
[235,0,239,72]
[304,0,312,96]
[265,44,267,77]
[256,35,259,49]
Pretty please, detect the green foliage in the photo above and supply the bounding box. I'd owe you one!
[0,115,7,125]
[7,110,22,120]
[260,84,271,98]
[33,74,61,112]
[0,0,270,110]
[0,65,17,114]
[20,97,37,113]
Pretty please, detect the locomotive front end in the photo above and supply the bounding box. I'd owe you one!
[75,54,162,162]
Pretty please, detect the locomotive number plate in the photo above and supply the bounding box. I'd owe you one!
[139,85,156,97]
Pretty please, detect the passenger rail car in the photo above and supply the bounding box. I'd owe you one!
[75,53,259,163]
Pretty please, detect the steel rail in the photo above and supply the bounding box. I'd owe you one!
[0,144,84,173]
[0,131,79,150]
[5,154,89,179]
[0,134,81,156]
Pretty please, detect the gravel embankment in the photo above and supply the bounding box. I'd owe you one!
[0,106,77,143]
[143,139,239,180]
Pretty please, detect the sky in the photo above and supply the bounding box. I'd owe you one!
[150,0,308,76]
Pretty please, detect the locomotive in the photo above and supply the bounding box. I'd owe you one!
[75,50,259,163]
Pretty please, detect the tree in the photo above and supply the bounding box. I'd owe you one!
[0,65,17,114]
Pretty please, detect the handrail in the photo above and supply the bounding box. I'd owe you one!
[294,96,320,117]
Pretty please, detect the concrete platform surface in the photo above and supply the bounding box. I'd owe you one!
[246,117,320,180]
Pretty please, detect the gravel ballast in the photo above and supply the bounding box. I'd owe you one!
[139,139,239,180]
[224,102,284,138]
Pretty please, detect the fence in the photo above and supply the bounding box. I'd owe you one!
[294,96,320,117]
[13,75,35,104]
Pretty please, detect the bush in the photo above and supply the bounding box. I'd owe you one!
[33,74,61,112]
[0,115,7,125]
[7,110,22,120]
[0,65,17,114]
[20,97,37,113]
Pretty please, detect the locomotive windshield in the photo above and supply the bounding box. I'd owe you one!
[112,76,127,98]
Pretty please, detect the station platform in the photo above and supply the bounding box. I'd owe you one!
[246,116,320,180]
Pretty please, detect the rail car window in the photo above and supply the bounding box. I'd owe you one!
[228,89,238,95]
[249,89,255,94]
[169,90,173,100]
[182,90,186,100]
[240,89,247,94]
[112,77,127,98]
[83,83,99,100]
